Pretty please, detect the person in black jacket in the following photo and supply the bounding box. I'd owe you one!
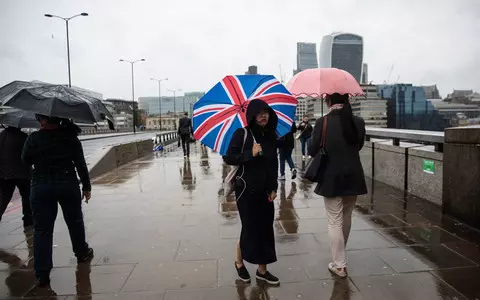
[277,123,297,180]
[21,115,93,287]
[0,127,33,226]
[297,116,313,160]
[178,112,193,157]
[224,99,280,285]
[308,93,367,278]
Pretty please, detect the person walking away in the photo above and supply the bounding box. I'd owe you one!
[0,126,33,227]
[297,116,312,160]
[224,99,280,285]
[308,93,367,278]
[277,123,297,180]
[22,116,94,287]
[178,112,193,157]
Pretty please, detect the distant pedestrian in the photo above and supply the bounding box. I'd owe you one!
[277,123,297,181]
[22,115,94,287]
[178,112,193,157]
[224,99,280,285]
[297,116,312,160]
[308,93,367,278]
[0,127,33,227]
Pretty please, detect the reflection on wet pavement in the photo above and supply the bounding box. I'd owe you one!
[1,143,480,299]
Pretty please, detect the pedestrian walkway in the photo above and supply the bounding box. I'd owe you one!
[0,143,479,299]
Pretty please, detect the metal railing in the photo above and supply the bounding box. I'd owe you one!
[365,127,444,152]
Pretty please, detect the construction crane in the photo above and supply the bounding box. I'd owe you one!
[383,64,394,84]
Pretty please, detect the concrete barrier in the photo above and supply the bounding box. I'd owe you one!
[359,139,443,206]
[88,139,153,178]
[407,147,443,205]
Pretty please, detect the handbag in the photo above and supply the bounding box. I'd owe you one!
[304,116,328,183]
[223,128,248,198]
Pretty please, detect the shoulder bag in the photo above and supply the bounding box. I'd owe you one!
[223,128,248,198]
[304,117,328,183]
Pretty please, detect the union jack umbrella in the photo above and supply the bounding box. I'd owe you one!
[193,75,298,155]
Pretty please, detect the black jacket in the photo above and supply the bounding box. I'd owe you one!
[277,123,297,150]
[224,100,278,195]
[308,112,367,197]
[0,127,31,180]
[297,121,313,140]
[178,117,193,136]
[21,129,91,191]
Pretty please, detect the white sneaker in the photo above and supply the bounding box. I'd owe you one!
[328,263,347,278]
[278,175,285,181]
[302,155,306,161]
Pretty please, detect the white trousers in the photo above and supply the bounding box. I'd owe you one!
[324,196,357,268]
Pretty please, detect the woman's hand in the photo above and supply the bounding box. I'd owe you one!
[252,143,263,157]
[269,191,277,201]
[83,191,91,203]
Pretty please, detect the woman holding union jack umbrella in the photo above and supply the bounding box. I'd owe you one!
[193,75,298,285]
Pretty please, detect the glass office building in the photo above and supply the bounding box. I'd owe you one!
[378,84,447,131]
[320,32,364,82]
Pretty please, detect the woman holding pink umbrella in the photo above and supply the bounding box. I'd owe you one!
[288,68,367,278]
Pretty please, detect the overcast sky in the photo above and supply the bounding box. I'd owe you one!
[1,0,479,100]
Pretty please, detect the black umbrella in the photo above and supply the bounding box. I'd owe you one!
[0,81,114,130]
[0,110,40,129]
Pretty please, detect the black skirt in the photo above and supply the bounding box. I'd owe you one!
[236,190,277,265]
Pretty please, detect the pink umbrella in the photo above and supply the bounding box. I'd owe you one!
[286,68,364,98]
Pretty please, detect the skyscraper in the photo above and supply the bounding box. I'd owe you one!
[362,63,369,84]
[320,32,364,82]
[293,42,318,75]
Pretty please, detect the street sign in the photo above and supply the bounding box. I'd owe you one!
[423,159,435,174]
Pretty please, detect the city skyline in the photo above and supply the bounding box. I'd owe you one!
[1,0,479,101]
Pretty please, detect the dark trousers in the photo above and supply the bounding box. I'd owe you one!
[180,134,190,156]
[301,137,310,156]
[0,178,33,226]
[279,148,295,176]
[30,183,89,279]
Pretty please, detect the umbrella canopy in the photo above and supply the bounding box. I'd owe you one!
[0,81,114,129]
[0,110,39,129]
[193,75,298,155]
[287,68,364,98]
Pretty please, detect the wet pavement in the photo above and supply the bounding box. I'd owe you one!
[1,142,480,299]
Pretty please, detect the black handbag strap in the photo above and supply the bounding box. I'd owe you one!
[320,116,328,148]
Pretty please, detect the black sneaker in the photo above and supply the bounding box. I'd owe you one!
[256,270,280,285]
[235,262,251,283]
[77,248,94,263]
[291,168,297,180]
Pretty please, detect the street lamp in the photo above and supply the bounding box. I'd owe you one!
[44,12,89,87]
[119,58,146,134]
[168,88,182,130]
[150,77,168,131]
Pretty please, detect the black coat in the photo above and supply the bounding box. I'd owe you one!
[308,112,367,197]
[297,121,313,140]
[223,99,278,264]
[21,129,91,192]
[178,117,193,136]
[277,123,297,150]
[0,127,30,180]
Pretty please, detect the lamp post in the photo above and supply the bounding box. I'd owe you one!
[44,12,89,88]
[150,77,168,131]
[119,58,145,134]
[168,88,182,130]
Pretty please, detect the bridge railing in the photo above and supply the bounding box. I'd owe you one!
[365,127,444,152]
[360,126,480,230]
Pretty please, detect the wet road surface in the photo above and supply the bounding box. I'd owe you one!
[1,142,479,299]
[81,132,157,159]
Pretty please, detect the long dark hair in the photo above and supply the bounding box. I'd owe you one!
[327,93,359,146]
